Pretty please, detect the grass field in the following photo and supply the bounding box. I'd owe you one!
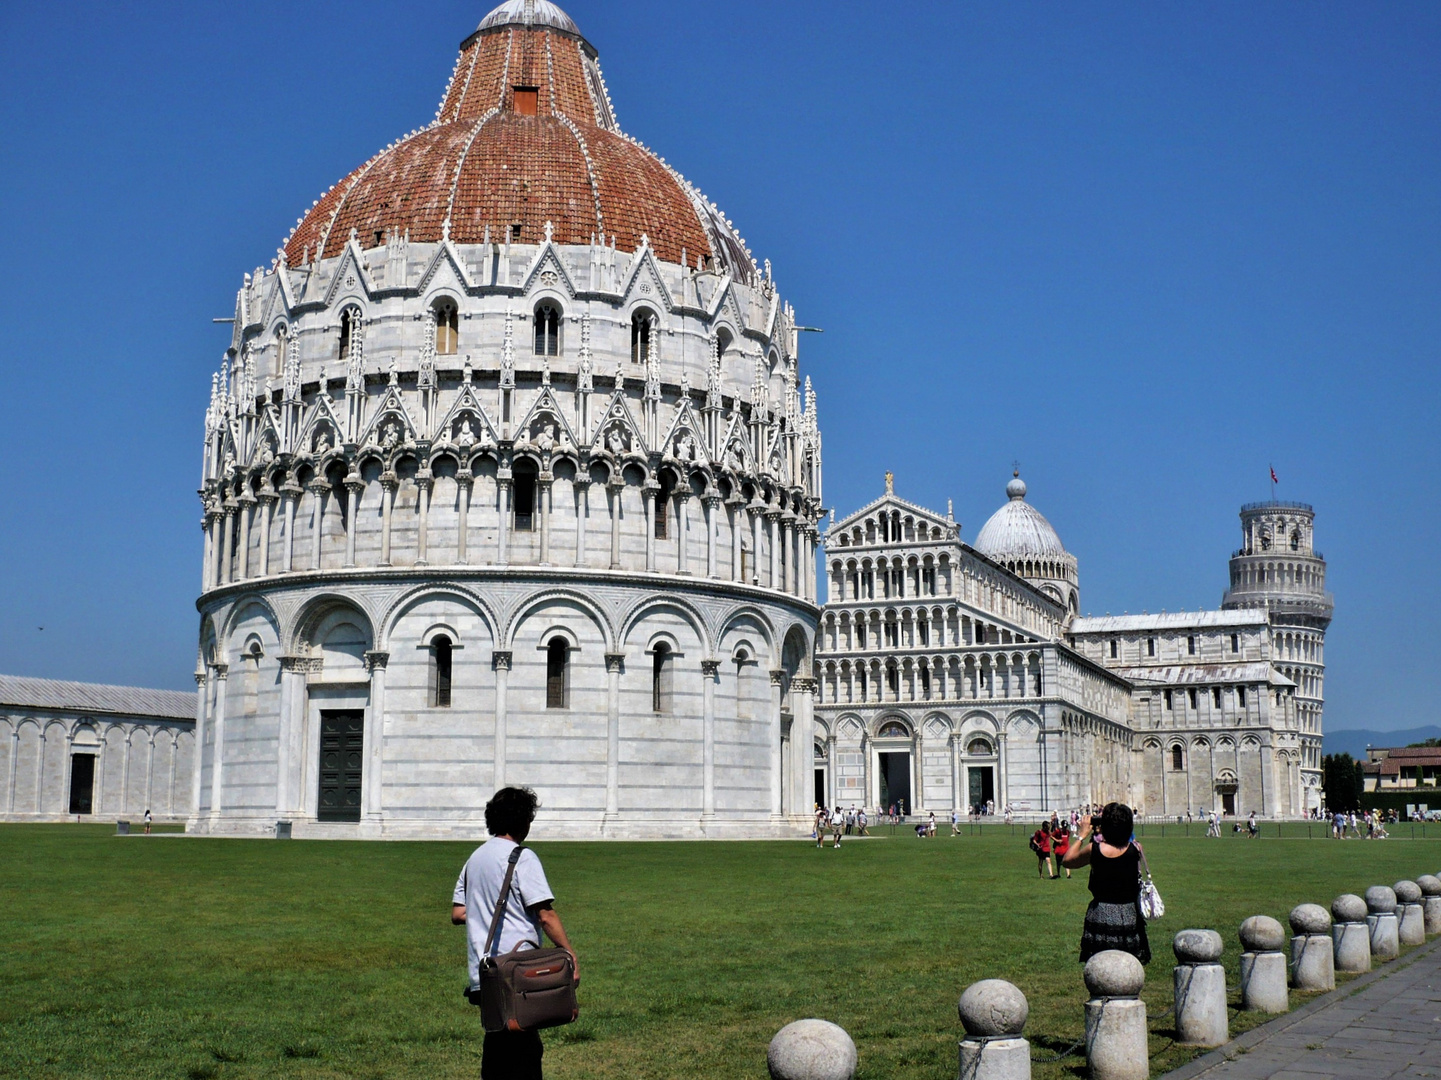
[1,825,1437,1080]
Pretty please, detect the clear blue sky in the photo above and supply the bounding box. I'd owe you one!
[1,2,1436,732]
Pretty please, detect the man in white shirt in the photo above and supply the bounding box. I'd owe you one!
[452,786,578,1080]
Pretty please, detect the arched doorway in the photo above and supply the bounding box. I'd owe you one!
[964,735,997,811]
[874,719,913,816]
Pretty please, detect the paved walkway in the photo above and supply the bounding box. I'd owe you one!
[1164,938,1441,1080]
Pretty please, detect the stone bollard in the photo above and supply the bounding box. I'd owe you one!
[1365,886,1400,961]
[768,1020,856,1080]
[1083,951,1148,1080]
[1418,875,1441,937]
[1238,916,1288,1013]
[957,979,1031,1080]
[1394,881,1426,946]
[1288,903,1334,992]
[1331,894,1370,973]
[1173,930,1228,1047]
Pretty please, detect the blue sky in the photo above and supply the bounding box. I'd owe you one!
[0,1,1436,732]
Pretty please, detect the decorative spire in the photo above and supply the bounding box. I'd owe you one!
[644,315,660,402]
[577,310,593,393]
[344,308,364,391]
[240,343,257,411]
[749,353,768,423]
[418,306,437,391]
[282,332,301,403]
[706,334,722,410]
[500,309,515,389]
[885,471,894,496]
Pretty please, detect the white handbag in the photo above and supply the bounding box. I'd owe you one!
[1136,845,1164,920]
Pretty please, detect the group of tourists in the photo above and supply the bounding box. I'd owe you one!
[1330,808,1394,839]
[813,805,872,847]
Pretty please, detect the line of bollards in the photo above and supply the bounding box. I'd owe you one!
[767,868,1441,1080]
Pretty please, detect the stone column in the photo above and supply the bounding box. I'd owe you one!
[701,659,719,823]
[456,471,473,564]
[997,731,1010,810]
[492,651,511,790]
[257,490,277,576]
[379,474,397,565]
[1288,903,1334,991]
[362,651,388,823]
[219,503,236,584]
[608,481,623,569]
[705,495,720,579]
[1331,893,1370,972]
[676,492,691,574]
[768,511,780,590]
[769,669,785,819]
[208,664,229,820]
[275,660,294,814]
[343,477,363,568]
[729,500,744,582]
[537,475,553,565]
[951,735,962,812]
[1418,875,1441,936]
[605,652,624,818]
[1173,930,1228,1047]
[201,511,215,592]
[957,979,1031,1080]
[415,471,433,566]
[497,475,511,566]
[1085,951,1147,1080]
[751,504,764,585]
[913,731,926,813]
[791,677,816,818]
[307,479,328,570]
[1365,885,1399,960]
[778,520,792,594]
[1239,916,1288,1013]
[1395,881,1426,946]
[238,493,258,579]
[573,477,589,567]
[281,481,301,572]
[643,485,657,572]
[191,671,207,818]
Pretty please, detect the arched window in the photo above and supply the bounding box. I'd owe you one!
[652,643,673,713]
[273,324,288,377]
[1290,530,1300,552]
[546,637,569,709]
[338,307,361,361]
[513,459,537,532]
[534,302,560,357]
[631,312,652,364]
[654,473,674,539]
[877,721,908,738]
[919,666,930,697]
[430,636,453,708]
[1171,745,1184,771]
[967,738,993,756]
[435,300,459,355]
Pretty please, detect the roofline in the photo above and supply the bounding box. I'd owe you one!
[0,699,195,724]
[461,20,597,59]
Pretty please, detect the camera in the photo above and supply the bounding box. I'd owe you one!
[1091,815,1103,831]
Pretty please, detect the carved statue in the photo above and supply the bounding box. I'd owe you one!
[314,429,331,454]
[676,433,696,462]
[607,426,627,456]
[535,423,556,457]
[381,421,401,450]
[455,418,477,449]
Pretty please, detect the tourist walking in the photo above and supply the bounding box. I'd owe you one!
[830,805,845,848]
[1065,802,1151,965]
[1053,823,1072,878]
[856,807,869,836]
[453,786,579,1080]
[143,808,152,835]
[1031,823,1055,878]
[814,805,827,847]
[927,810,937,837]
[951,807,962,836]
[1247,811,1258,839]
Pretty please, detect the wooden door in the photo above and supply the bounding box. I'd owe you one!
[317,711,364,822]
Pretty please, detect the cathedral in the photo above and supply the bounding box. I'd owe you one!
[815,476,1329,819]
[0,1,1332,833]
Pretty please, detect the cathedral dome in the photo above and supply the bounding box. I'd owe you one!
[974,472,1068,558]
[283,0,754,277]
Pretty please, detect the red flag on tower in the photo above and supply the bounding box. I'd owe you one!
[1270,466,1278,485]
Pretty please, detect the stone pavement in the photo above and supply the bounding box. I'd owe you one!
[1162,937,1441,1080]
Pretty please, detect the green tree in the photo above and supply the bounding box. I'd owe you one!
[1322,752,1364,811]
[1406,737,1441,748]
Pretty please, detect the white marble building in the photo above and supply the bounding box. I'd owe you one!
[0,675,195,822]
[816,479,1330,818]
[191,1,823,838]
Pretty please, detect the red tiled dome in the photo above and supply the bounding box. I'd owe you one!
[284,2,750,276]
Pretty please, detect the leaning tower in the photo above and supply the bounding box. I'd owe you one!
[1222,501,1331,802]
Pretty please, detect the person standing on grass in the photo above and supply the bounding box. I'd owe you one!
[1247,811,1258,839]
[830,805,845,848]
[1031,823,1054,878]
[453,786,578,1080]
[1053,823,1072,878]
[143,808,152,835]
[856,807,868,836]
[1066,802,1151,965]
[815,805,827,848]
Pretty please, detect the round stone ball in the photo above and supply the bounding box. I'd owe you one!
[1393,880,1422,904]
[1365,886,1397,914]
[767,1019,857,1080]
[958,979,1029,1037]
[1084,950,1146,998]
[1416,875,1441,897]
[1239,915,1286,952]
[1289,903,1332,936]
[1332,893,1367,923]
[1173,929,1224,963]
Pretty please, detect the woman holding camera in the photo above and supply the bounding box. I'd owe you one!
[1062,802,1150,964]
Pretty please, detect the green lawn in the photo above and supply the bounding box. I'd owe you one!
[1,825,1437,1080]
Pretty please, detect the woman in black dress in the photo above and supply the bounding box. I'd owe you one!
[1061,802,1150,964]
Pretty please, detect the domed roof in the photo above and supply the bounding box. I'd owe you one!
[973,473,1068,558]
[282,1,755,278]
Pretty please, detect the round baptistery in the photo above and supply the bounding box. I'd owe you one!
[192,1,824,838]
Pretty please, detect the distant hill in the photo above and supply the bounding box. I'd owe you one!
[1323,726,1441,759]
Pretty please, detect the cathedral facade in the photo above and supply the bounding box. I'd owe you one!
[815,479,1329,818]
[191,1,823,838]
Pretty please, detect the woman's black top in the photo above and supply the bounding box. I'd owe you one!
[1087,841,1141,904]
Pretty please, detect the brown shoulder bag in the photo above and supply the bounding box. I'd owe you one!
[466,846,578,1033]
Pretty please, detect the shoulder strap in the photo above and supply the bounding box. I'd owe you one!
[482,846,524,961]
[1133,841,1152,879]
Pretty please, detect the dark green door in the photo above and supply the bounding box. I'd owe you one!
[318,711,364,822]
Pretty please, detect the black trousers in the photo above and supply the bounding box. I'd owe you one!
[481,1029,544,1080]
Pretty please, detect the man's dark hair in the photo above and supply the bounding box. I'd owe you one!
[1099,801,1133,846]
[486,786,539,839]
